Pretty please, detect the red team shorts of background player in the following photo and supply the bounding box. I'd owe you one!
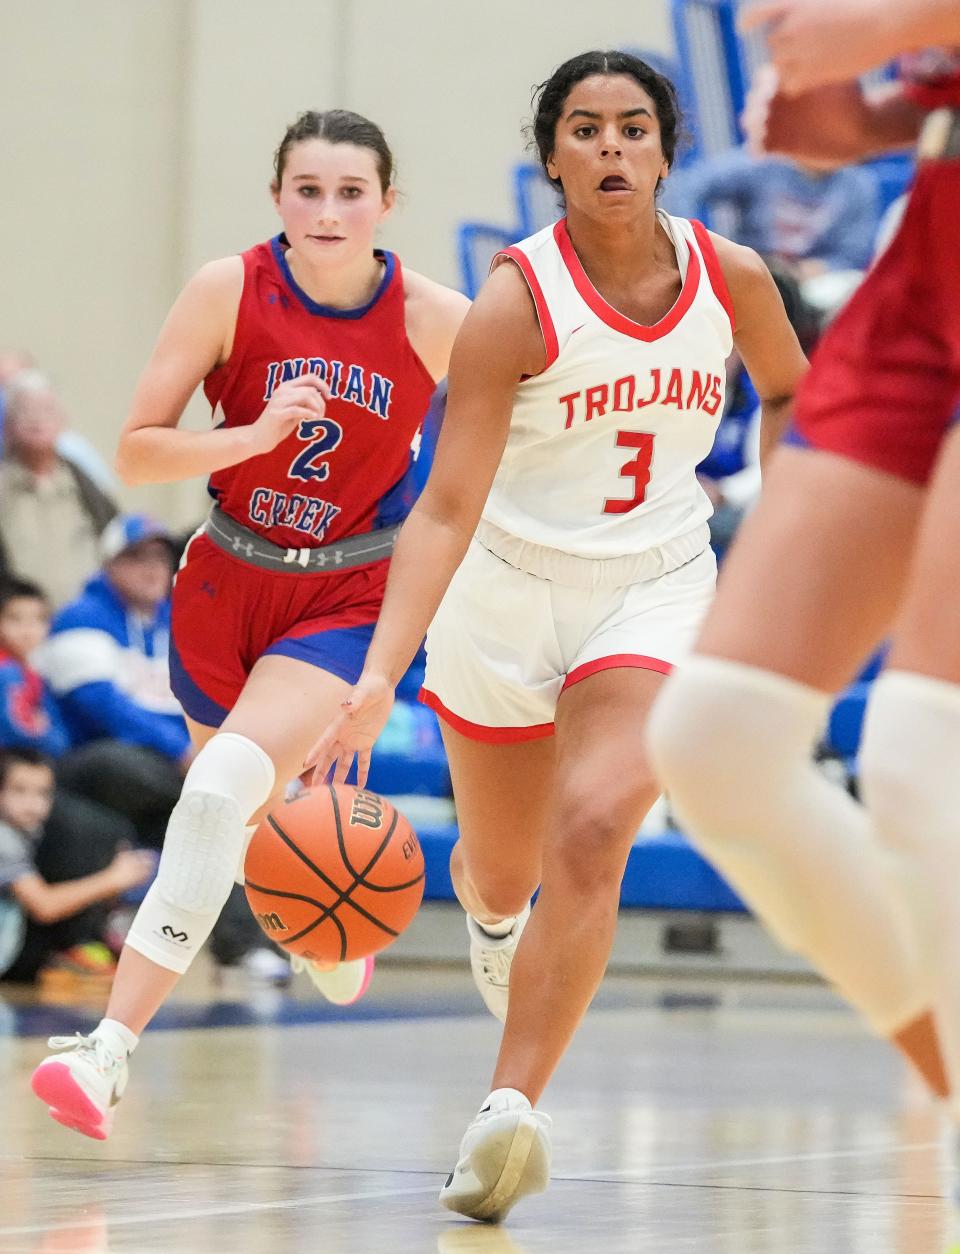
[169,532,388,727]
[786,158,960,484]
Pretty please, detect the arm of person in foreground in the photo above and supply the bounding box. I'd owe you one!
[305,262,542,785]
[711,234,810,464]
[742,0,960,95]
[114,257,330,487]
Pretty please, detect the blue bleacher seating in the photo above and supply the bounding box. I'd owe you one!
[417,821,746,912]
[457,223,515,299]
[366,700,450,798]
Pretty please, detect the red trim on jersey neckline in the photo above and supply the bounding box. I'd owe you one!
[690,220,736,334]
[419,687,555,743]
[561,653,673,692]
[495,247,560,372]
[553,218,701,342]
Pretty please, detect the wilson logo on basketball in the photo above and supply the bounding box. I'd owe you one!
[350,790,385,830]
[254,911,287,932]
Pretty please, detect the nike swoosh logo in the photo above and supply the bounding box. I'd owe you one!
[570,324,585,335]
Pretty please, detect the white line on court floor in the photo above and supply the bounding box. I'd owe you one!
[568,1138,944,1180]
[0,1183,442,1237]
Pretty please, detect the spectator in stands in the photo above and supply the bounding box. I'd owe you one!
[0,579,69,756]
[0,370,117,607]
[0,747,153,984]
[0,352,38,579]
[663,147,880,278]
[38,515,188,847]
[0,349,35,429]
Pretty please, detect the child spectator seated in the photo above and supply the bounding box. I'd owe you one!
[0,748,153,984]
[0,579,69,756]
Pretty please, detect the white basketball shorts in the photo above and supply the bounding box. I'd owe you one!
[420,538,716,742]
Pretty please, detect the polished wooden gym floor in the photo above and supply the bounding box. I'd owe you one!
[0,954,954,1253]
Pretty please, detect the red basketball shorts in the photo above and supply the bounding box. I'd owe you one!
[169,532,387,727]
[786,159,960,485]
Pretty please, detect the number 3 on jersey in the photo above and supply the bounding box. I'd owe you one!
[288,418,344,483]
[603,430,655,514]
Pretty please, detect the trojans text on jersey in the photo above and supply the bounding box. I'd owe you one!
[560,367,724,429]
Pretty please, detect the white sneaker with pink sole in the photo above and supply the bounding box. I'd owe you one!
[31,1033,129,1141]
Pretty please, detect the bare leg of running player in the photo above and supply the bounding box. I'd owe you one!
[443,732,554,1021]
[860,425,960,1105]
[649,444,948,1097]
[439,667,663,1220]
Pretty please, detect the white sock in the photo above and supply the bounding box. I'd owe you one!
[94,1017,139,1057]
[649,655,927,1036]
[860,670,960,1116]
[474,915,517,940]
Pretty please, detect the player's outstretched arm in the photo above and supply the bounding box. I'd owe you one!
[743,68,925,166]
[742,0,960,96]
[305,262,541,786]
[115,258,329,486]
[710,233,809,463]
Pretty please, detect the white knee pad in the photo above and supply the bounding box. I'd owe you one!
[860,670,960,1110]
[860,670,960,861]
[649,656,927,1036]
[235,826,259,886]
[861,671,960,1028]
[125,733,275,973]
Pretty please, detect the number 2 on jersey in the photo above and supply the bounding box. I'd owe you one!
[603,431,655,514]
[288,418,344,483]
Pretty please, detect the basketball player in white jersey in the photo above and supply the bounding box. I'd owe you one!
[308,50,806,1221]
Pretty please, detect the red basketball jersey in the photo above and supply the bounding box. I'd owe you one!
[204,236,436,548]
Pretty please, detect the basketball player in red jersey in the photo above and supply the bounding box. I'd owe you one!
[309,51,809,1221]
[29,110,468,1140]
[650,0,960,1184]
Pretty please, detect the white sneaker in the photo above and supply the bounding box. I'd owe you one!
[31,1033,129,1140]
[290,954,375,1005]
[439,1088,551,1223]
[467,905,530,1023]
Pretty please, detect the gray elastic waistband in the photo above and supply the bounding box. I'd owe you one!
[204,506,400,573]
[918,107,960,161]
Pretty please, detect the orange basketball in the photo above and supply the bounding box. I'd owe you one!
[243,784,425,963]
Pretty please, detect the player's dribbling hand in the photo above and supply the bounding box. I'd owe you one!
[741,0,904,95]
[303,671,396,790]
[247,372,332,456]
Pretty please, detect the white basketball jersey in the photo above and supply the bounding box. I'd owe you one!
[482,211,734,560]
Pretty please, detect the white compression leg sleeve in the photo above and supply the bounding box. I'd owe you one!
[125,733,275,974]
[648,655,927,1036]
[860,670,960,1113]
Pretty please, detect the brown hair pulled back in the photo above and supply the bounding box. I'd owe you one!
[273,110,394,194]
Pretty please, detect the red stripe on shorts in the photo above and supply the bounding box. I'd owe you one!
[418,688,555,743]
[561,653,672,692]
